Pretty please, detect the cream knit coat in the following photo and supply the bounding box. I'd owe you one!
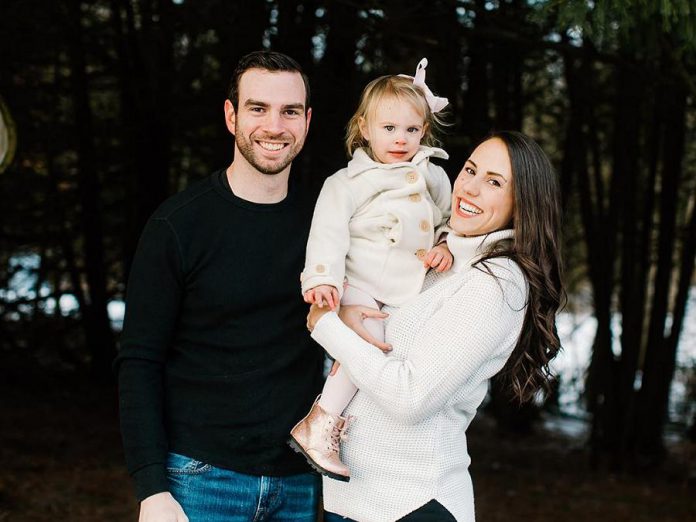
[311,229,528,522]
[301,146,451,307]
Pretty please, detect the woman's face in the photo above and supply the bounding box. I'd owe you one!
[450,138,514,237]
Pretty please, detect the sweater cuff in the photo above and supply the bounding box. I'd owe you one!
[311,312,352,362]
[132,463,169,502]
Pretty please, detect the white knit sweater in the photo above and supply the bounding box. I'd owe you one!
[311,229,527,522]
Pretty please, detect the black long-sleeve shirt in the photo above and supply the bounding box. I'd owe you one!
[115,170,324,500]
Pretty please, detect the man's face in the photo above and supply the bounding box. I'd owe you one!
[226,68,311,175]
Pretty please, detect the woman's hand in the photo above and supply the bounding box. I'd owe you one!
[338,305,392,353]
[306,303,332,332]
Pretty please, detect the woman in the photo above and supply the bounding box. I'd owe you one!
[306,131,564,522]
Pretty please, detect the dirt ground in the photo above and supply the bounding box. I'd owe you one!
[0,365,693,522]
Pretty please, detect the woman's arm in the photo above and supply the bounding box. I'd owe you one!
[311,259,527,424]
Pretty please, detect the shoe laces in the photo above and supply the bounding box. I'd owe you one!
[329,415,354,453]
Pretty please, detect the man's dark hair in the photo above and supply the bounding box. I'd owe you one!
[227,51,310,112]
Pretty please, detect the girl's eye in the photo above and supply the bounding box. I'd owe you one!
[384,125,395,132]
[407,127,420,133]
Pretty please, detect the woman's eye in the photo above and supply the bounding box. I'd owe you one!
[465,167,475,175]
[487,179,501,187]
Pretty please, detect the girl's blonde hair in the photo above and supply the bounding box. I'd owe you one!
[345,75,447,157]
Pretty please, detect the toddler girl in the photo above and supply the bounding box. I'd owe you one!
[289,59,452,481]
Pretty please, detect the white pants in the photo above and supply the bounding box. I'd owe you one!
[317,285,385,415]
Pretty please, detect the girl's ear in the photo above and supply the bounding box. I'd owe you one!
[358,116,370,141]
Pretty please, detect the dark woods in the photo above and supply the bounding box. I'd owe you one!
[1,0,695,474]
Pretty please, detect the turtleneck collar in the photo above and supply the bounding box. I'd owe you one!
[447,228,514,273]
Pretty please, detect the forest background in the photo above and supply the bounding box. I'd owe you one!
[0,0,695,520]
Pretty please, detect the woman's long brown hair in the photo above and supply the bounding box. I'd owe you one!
[474,131,565,403]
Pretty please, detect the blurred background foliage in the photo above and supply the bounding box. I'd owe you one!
[1,0,695,477]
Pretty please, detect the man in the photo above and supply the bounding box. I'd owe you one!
[115,51,324,522]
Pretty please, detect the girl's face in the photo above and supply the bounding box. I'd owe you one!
[450,138,514,237]
[358,96,426,164]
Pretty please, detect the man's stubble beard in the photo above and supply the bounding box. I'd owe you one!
[235,131,305,176]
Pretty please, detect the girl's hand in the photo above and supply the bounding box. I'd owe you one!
[423,244,453,272]
[303,285,340,310]
[338,305,392,353]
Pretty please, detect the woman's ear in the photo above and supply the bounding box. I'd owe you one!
[358,116,370,142]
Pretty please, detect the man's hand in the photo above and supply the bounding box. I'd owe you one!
[139,492,188,522]
[338,305,391,352]
[423,243,453,272]
[303,284,340,310]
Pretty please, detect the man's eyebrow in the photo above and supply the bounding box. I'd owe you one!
[244,99,269,107]
[283,103,305,111]
[243,100,305,111]
[466,159,508,182]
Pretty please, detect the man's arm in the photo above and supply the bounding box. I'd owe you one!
[115,217,184,501]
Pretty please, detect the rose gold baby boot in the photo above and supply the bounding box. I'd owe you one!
[288,397,351,482]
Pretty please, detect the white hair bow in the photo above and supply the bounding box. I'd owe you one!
[400,58,449,113]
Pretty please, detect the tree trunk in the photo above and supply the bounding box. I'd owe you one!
[490,0,525,131]
[65,0,116,379]
[275,0,316,72]
[462,0,491,144]
[635,79,687,466]
[563,43,621,469]
[307,1,360,193]
[112,0,174,277]
[614,61,648,467]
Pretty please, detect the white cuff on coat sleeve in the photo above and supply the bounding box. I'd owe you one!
[300,265,343,296]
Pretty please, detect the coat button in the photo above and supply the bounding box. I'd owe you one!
[406,171,418,184]
[415,249,426,259]
[420,220,430,232]
[316,264,326,273]
[408,193,422,202]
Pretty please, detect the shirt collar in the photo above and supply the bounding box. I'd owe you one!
[447,229,515,273]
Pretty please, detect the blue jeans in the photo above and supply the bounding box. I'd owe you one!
[166,452,320,521]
